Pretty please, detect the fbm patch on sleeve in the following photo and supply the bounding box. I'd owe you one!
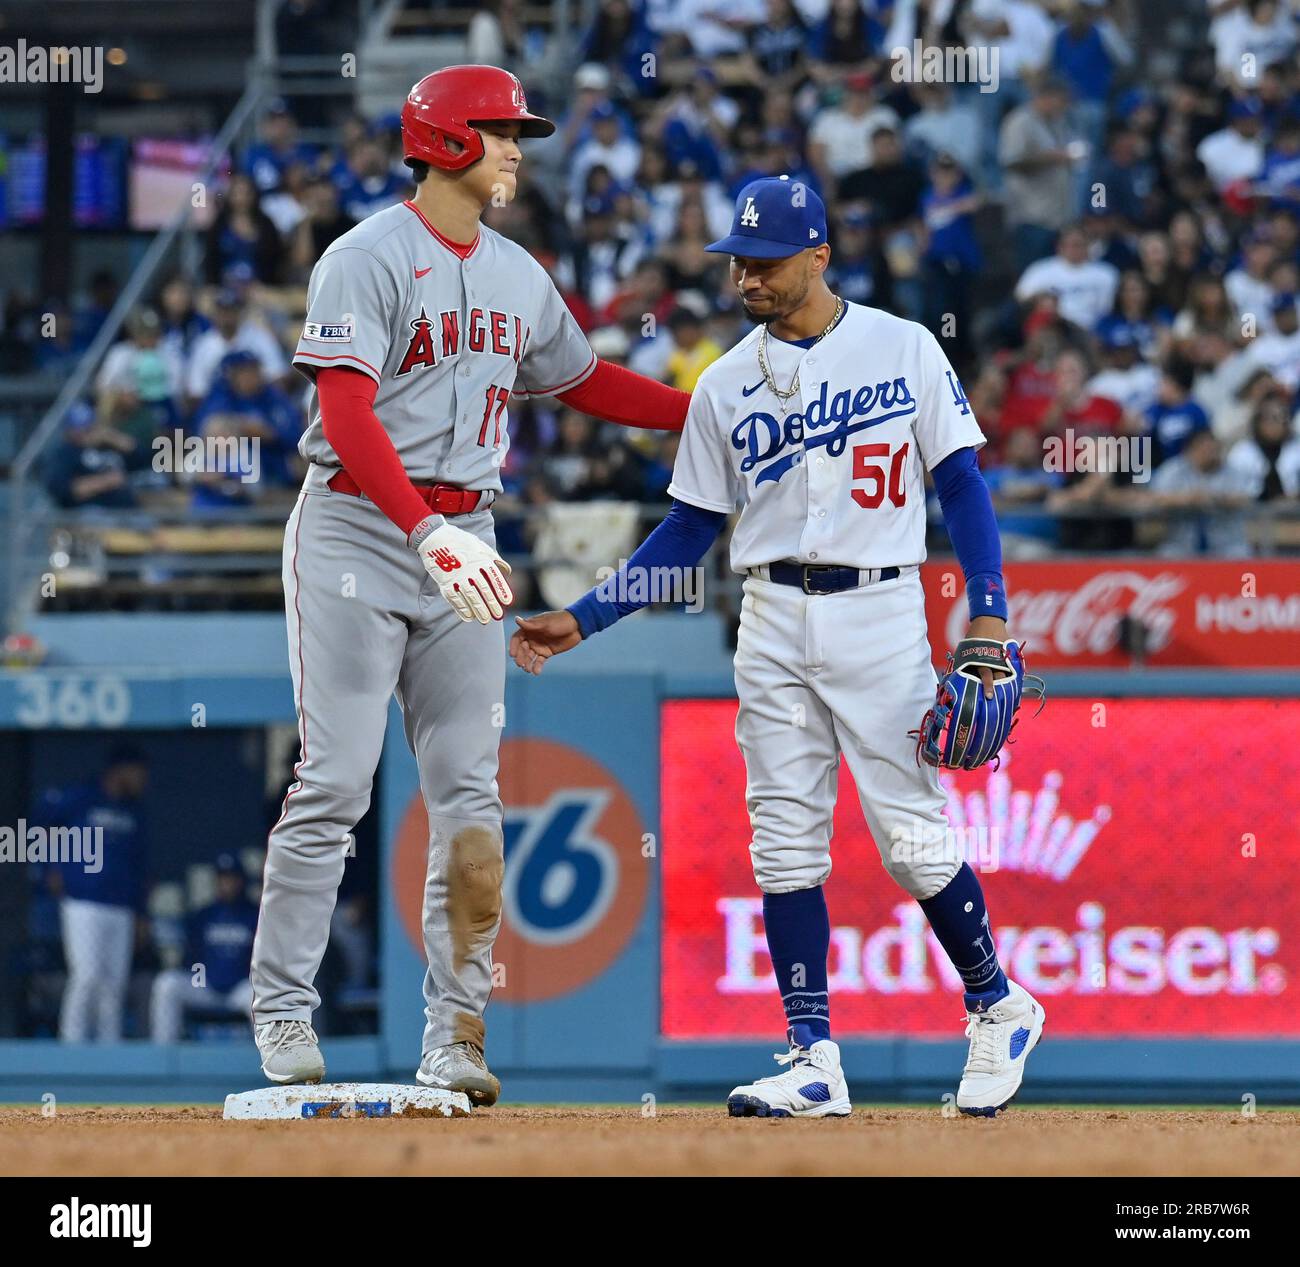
[303,321,354,343]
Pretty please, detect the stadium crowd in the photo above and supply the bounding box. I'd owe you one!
[14,0,1300,577]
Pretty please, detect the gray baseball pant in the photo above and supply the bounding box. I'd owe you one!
[251,472,505,1056]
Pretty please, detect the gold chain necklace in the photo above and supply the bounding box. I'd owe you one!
[755,296,844,415]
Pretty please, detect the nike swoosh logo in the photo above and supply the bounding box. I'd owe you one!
[414,266,432,279]
[741,380,765,396]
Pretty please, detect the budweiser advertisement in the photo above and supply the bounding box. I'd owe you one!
[661,699,1298,1039]
[922,560,1300,668]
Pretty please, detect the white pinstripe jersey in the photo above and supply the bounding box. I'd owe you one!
[293,200,596,488]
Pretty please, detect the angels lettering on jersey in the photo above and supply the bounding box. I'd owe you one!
[396,306,532,378]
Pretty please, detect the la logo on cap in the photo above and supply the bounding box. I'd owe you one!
[740,196,760,227]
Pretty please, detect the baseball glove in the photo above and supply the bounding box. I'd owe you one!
[911,638,1046,771]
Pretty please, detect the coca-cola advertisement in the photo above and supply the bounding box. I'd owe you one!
[921,560,1300,668]
[660,698,1298,1039]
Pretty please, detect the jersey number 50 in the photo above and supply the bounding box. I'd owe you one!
[850,441,908,509]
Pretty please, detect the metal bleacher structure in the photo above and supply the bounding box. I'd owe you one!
[2,0,594,635]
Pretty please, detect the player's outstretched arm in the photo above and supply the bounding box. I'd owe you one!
[509,499,726,675]
[555,359,691,432]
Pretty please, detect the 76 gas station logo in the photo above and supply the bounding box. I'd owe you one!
[502,791,619,945]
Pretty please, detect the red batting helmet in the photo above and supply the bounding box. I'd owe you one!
[401,65,555,172]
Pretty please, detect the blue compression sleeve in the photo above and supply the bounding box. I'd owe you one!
[932,446,1008,621]
[567,499,728,638]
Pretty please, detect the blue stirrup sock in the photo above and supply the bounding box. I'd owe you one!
[918,863,1009,1010]
[763,886,832,1050]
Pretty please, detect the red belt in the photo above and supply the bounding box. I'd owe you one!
[326,470,485,515]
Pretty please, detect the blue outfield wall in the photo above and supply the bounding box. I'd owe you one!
[0,612,1297,1104]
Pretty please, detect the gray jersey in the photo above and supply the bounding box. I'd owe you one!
[293,200,596,488]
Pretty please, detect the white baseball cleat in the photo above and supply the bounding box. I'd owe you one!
[957,979,1045,1116]
[416,1042,501,1107]
[255,1020,325,1085]
[727,1038,852,1118]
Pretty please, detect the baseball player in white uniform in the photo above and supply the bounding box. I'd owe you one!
[251,66,690,1102]
[512,176,1046,1117]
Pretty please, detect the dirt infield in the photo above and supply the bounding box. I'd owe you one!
[2,1105,1297,1176]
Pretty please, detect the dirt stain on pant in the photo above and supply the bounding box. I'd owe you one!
[447,824,504,972]
[452,1012,486,1048]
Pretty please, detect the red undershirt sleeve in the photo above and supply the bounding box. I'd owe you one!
[554,358,690,431]
[316,366,435,537]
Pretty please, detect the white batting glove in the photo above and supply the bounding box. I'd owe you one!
[409,517,513,624]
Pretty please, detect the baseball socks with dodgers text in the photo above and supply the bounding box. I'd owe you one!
[763,886,832,1049]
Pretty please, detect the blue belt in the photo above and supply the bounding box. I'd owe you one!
[763,562,901,595]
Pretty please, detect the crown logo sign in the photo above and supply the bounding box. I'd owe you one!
[938,751,1111,881]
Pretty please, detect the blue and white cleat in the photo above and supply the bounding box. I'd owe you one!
[727,1038,852,1118]
[956,979,1045,1117]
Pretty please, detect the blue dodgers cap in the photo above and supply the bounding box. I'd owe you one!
[1098,318,1140,349]
[706,175,828,259]
[219,348,260,373]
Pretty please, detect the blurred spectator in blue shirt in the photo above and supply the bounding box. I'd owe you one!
[334,136,411,222]
[1052,3,1131,149]
[570,104,643,211]
[186,288,291,405]
[1089,125,1159,230]
[728,126,821,203]
[825,205,893,311]
[1258,115,1300,213]
[658,67,738,184]
[73,269,121,351]
[31,302,84,378]
[579,3,657,97]
[742,0,811,89]
[325,113,371,186]
[920,153,982,367]
[1146,359,1211,465]
[808,0,887,67]
[561,63,640,151]
[150,854,258,1043]
[157,276,211,365]
[983,427,1065,556]
[36,744,151,1042]
[243,100,319,194]
[192,350,303,503]
[45,403,143,510]
[204,174,283,286]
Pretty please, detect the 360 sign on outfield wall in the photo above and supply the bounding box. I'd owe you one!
[660,699,1298,1039]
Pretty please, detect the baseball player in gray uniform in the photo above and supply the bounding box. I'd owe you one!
[251,66,689,1102]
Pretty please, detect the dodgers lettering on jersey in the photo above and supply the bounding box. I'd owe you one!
[293,200,596,489]
[667,302,984,569]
